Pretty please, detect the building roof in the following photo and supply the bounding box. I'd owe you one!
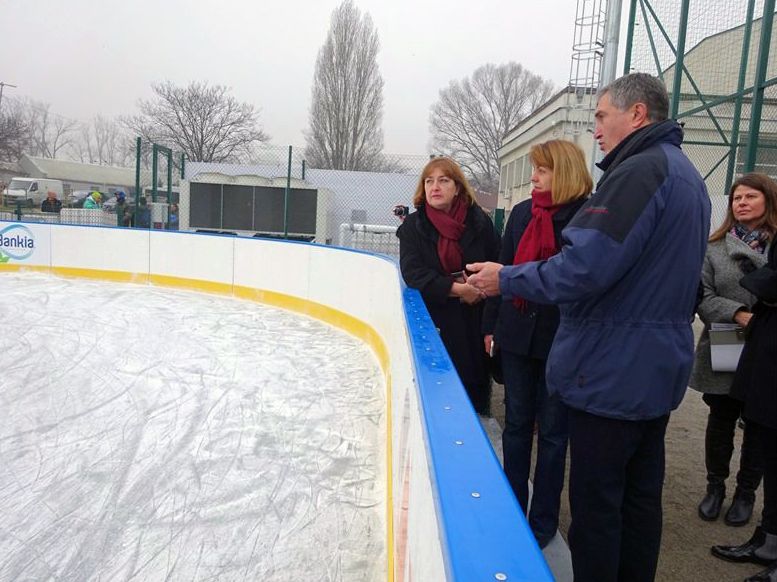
[500,85,597,153]
[20,154,136,187]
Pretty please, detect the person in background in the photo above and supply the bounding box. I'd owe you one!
[83,191,102,209]
[482,139,591,549]
[392,204,410,223]
[711,229,777,581]
[41,190,62,213]
[167,203,179,230]
[691,173,776,526]
[466,73,710,582]
[396,157,499,416]
[114,192,132,226]
[136,197,151,228]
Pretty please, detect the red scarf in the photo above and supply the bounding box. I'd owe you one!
[512,190,561,310]
[426,195,468,273]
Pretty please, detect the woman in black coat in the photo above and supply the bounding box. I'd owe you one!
[482,139,591,549]
[397,157,500,415]
[712,226,777,581]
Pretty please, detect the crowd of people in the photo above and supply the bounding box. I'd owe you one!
[37,189,179,230]
[397,72,777,582]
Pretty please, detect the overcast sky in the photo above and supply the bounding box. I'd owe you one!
[2,0,586,155]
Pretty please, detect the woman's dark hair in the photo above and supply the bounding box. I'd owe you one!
[709,172,777,242]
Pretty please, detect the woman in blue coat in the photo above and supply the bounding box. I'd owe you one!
[483,139,591,548]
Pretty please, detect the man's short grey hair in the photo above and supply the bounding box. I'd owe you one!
[598,73,669,122]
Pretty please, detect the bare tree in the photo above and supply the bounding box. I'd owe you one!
[305,0,386,171]
[71,115,134,166]
[26,100,79,159]
[0,98,29,162]
[123,81,268,163]
[430,63,555,191]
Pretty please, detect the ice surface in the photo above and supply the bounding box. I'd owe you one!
[0,273,386,582]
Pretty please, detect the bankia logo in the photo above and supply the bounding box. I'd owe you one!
[0,224,35,262]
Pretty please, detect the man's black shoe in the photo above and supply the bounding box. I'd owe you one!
[744,560,777,582]
[711,527,777,566]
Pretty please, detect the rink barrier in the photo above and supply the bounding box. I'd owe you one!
[0,220,553,582]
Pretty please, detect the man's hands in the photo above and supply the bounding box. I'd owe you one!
[466,262,504,297]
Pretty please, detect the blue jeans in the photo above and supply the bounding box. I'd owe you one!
[501,352,569,546]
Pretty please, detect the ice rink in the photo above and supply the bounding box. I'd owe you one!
[0,273,386,581]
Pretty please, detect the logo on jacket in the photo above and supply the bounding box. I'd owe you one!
[584,206,609,215]
[0,224,35,261]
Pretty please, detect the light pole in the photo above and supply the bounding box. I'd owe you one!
[0,81,18,111]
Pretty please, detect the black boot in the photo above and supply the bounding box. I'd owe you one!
[725,490,756,526]
[745,560,777,582]
[699,483,726,521]
[700,413,736,520]
[711,527,777,566]
[727,422,764,526]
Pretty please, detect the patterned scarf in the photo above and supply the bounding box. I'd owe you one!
[731,223,770,254]
[512,190,562,310]
[425,195,468,273]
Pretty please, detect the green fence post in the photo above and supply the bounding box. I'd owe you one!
[180,153,185,180]
[135,137,141,227]
[670,0,691,119]
[302,159,306,181]
[622,0,638,75]
[166,148,172,204]
[284,145,292,239]
[493,207,505,236]
[745,0,775,172]
[151,144,159,203]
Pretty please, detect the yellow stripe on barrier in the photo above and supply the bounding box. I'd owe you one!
[0,264,50,274]
[53,266,150,285]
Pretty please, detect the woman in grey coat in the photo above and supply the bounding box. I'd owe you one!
[691,173,777,526]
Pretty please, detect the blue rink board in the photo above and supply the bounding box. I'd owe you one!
[403,287,553,581]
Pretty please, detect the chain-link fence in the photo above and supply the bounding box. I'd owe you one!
[1,139,509,259]
[625,0,776,202]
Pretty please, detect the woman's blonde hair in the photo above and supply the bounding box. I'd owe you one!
[412,157,478,208]
[709,172,777,242]
[529,140,593,204]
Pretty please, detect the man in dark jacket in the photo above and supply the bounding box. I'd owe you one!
[41,191,62,213]
[467,73,711,582]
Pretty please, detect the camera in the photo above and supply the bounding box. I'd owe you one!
[393,205,409,218]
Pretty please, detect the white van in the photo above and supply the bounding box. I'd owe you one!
[3,177,64,206]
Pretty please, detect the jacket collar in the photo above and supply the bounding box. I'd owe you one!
[553,197,587,221]
[596,119,683,189]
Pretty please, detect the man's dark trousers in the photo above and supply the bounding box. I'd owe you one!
[567,408,669,582]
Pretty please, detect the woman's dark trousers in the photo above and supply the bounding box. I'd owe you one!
[703,394,763,511]
[501,352,568,547]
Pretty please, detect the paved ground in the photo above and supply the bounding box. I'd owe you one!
[488,321,766,581]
